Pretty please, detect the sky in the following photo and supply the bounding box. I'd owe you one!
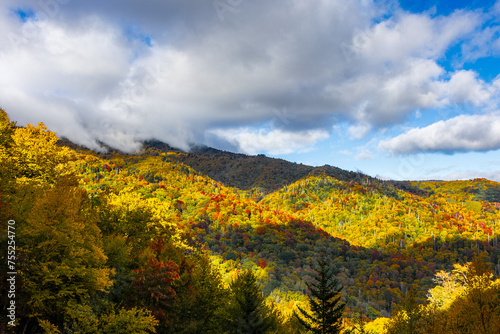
[1,0,500,182]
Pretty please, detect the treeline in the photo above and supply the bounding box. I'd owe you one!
[143,141,375,194]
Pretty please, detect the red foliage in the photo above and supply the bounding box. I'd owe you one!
[149,238,166,254]
[131,258,180,320]
[255,226,266,235]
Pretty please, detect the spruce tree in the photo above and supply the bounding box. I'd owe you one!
[295,260,345,334]
[227,269,277,334]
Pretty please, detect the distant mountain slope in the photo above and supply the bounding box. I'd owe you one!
[58,138,429,195]
[262,175,500,252]
[142,141,431,196]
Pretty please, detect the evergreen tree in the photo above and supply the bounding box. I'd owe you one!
[227,269,278,334]
[294,260,345,334]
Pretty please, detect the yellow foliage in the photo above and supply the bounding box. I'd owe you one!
[100,307,159,333]
[9,122,72,183]
[38,319,61,334]
[364,317,390,333]
[387,257,500,333]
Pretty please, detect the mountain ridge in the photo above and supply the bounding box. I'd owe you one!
[58,137,429,196]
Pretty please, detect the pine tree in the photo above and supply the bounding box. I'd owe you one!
[294,260,345,334]
[227,269,277,334]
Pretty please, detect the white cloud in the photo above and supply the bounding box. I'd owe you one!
[355,150,374,160]
[0,0,498,153]
[433,70,497,107]
[495,0,500,15]
[379,113,500,155]
[209,128,329,155]
[348,123,371,139]
[355,10,480,64]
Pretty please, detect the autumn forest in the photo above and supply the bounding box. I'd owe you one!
[2,109,500,333]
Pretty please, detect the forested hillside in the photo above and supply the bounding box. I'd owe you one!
[2,110,500,333]
[143,140,428,197]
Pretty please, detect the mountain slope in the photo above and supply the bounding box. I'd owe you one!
[141,140,429,196]
[59,138,429,197]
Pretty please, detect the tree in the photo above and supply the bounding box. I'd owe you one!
[386,256,500,334]
[128,240,181,323]
[294,260,345,334]
[226,269,278,334]
[164,254,230,333]
[443,256,500,333]
[9,122,72,184]
[18,175,114,332]
[0,109,17,221]
[385,290,422,334]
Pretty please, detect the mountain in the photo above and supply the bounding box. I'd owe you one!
[8,126,488,332]
[141,140,431,197]
[58,137,430,197]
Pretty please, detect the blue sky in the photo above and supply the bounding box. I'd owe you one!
[0,0,499,181]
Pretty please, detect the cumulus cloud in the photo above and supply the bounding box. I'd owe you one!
[379,113,500,155]
[354,10,481,64]
[433,70,498,107]
[0,0,499,154]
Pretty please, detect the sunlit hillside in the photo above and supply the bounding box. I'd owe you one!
[2,111,500,333]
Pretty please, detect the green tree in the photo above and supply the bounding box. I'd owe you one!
[226,269,278,334]
[164,254,230,333]
[294,260,345,334]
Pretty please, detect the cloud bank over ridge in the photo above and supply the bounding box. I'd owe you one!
[0,0,499,157]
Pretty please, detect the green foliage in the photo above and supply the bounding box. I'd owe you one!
[0,108,16,147]
[478,184,500,203]
[226,269,279,334]
[0,109,16,221]
[294,260,345,334]
[385,290,422,334]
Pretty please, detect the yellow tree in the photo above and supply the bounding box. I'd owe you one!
[19,175,114,331]
[0,109,17,220]
[9,122,72,184]
[443,257,500,333]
